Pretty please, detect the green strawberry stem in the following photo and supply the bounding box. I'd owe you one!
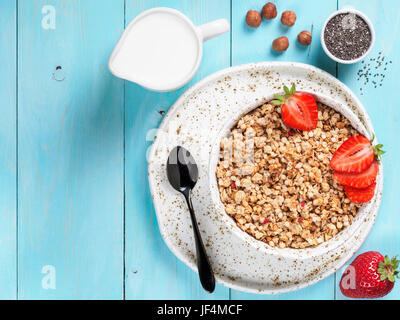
[373,143,385,160]
[378,255,400,282]
[272,83,296,105]
[370,133,385,161]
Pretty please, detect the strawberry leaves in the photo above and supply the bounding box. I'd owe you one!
[371,133,386,161]
[272,83,296,105]
[373,143,385,160]
[378,255,400,283]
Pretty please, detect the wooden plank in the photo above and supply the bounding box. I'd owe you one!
[18,0,124,299]
[231,0,337,300]
[124,0,231,299]
[336,0,400,300]
[0,0,17,300]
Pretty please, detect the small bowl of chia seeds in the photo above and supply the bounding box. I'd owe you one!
[321,8,375,64]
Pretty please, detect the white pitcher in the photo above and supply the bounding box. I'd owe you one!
[109,7,230,92]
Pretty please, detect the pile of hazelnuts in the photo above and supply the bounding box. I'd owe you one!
[246,2,312,52]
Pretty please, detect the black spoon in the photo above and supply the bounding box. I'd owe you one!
[166,146,215,293]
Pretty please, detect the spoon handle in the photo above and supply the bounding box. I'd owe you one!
[183,189,216,293]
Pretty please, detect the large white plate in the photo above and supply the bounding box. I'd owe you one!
[148,62,383,294]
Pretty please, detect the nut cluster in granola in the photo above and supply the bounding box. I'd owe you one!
[216,102,361,249]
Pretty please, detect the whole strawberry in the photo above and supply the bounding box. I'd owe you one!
[340,251,399,299]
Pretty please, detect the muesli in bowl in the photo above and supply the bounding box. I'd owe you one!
[215,84,383,249]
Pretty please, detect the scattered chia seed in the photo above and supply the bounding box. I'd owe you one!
[324,13,371,61]
[357,54,392,95]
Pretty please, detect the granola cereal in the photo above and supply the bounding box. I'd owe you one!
[216,102,361,249]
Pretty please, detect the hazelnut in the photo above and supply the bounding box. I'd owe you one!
[246,10,262,28]
[281,10,296,27]
[298,31,312,46]
[262,2,277,20]
[272,36,289,52]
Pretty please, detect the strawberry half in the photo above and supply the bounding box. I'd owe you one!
[333,161,379,189]
[340,251,399,299]
[344,182,376,203]
[330,135,385,173]
[272,84,318,131]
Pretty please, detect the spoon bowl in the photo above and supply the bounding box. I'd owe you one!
[167,146,198,192]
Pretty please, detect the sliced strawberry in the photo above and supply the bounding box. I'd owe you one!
[330,136,383,173]
[272,84,318,131]
[344,182,377,203]
[333,161,379,188]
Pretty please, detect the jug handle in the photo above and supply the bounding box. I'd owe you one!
[197,19,230,42]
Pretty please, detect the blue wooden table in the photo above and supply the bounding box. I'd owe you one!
[0,0,399,300]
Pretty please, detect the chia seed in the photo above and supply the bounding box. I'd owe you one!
[324,13,372,61]
[357,54,392,95]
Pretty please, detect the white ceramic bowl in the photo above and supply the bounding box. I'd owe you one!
[208,91,381,260]
[321,8,375,64]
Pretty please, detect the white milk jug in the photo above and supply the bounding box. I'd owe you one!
[109,7,230,92]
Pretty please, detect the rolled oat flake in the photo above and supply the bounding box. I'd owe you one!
[324,13,371,61]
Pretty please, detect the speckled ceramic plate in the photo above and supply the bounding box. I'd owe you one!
[148,62,383,294]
